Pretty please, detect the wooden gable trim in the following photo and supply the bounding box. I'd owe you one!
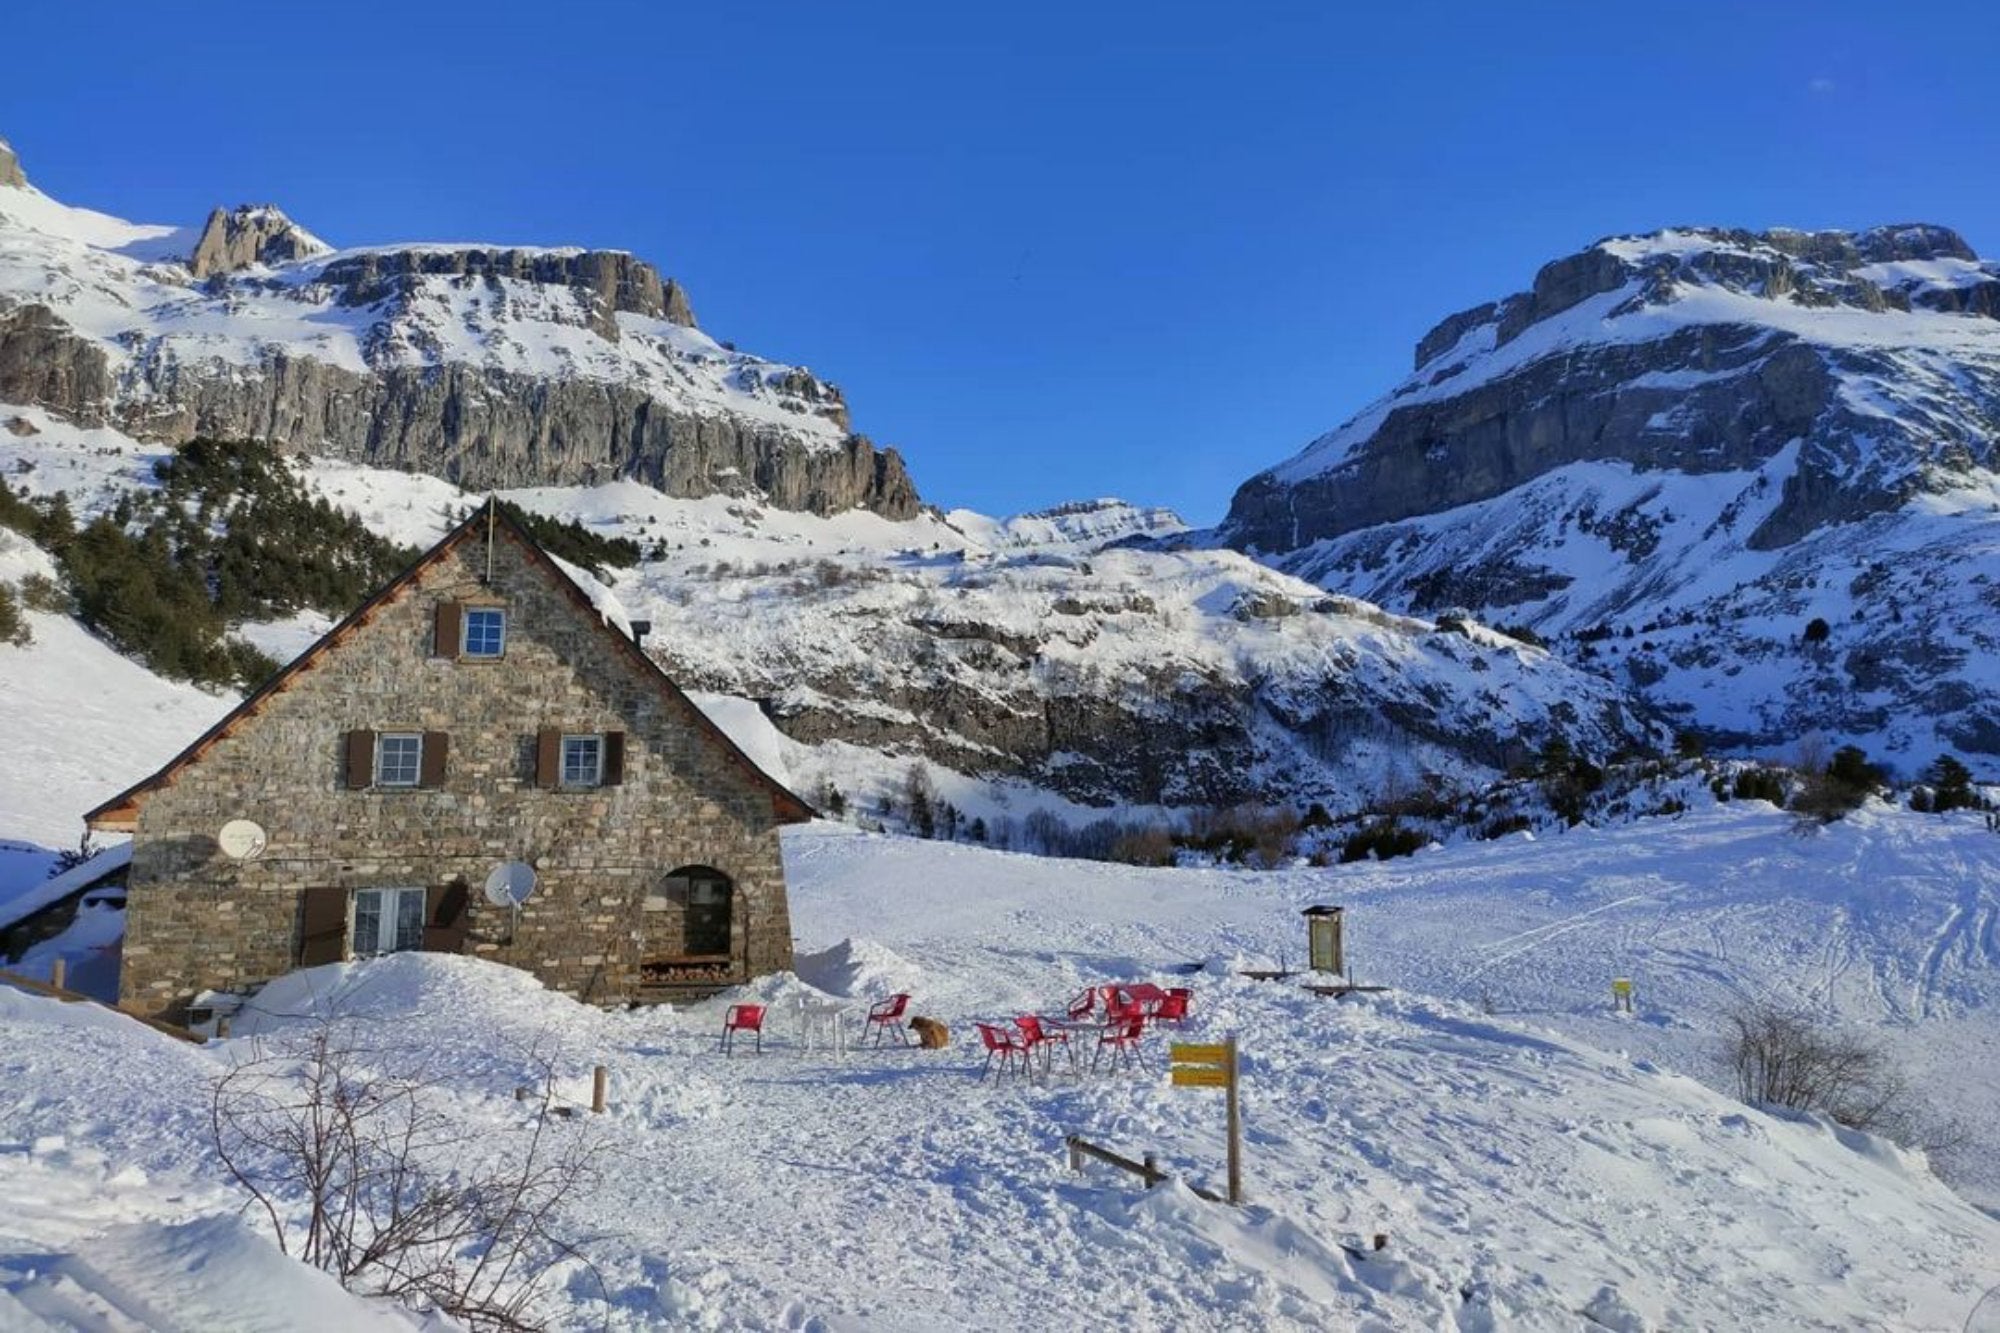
[85,503,815,831]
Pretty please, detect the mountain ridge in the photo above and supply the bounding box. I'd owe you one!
[1220,222,2000,768]
[0,134,919,517]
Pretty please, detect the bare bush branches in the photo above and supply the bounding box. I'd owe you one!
[1726,1002,1904,1128]
[1722,1000,1967,1177]
[211,1024,605,1330]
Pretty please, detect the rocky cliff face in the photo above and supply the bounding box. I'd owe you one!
[1226,225,2000,556]
[1220,225,2000,768]
[0,141,23,191]
[0,136,920,518]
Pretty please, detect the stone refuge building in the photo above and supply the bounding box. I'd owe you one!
[86,504,812,1021]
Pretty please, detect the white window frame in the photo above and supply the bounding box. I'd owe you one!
[461,607,507,659]
[375,732,423,788]
[351,886,426,957]
[561,733,604,788]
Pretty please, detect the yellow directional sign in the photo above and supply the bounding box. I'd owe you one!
[1171,1067,1231,1088]
[1170,1042,1231,1066]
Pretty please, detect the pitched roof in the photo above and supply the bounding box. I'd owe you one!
[85,503,814,831]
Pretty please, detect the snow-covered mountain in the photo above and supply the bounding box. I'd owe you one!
[0,417,1654,823]
[0,136,917,516]
[1221,224,2000,768]
[0,128,1662,817]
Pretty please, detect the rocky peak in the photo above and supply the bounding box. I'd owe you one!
[188,204,329,278]
[0,139,24,190]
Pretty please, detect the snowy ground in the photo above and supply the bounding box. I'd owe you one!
[0,527,232,910]
[3,813,1999,1330]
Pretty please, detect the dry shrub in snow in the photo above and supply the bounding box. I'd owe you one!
[1723,1001,1964,1172]
[211,1024,606,1330]
[1727,1002,1903,1127]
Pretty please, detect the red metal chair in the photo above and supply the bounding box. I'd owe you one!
[1155,988,1192,1027]
[1092,1015,1146,1072]
[863,992,914,1047]
[1100,984,1143,1028]
[1014,1014,1072,1073]
[975,1021,1032,1081]
[1064,987,1096,1021]
[720,1003,765,1055]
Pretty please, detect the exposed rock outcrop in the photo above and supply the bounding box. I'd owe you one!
[188,205,329,277]
[318,247,695,337]
[0,140,23,190]
[1226,224,2000,557]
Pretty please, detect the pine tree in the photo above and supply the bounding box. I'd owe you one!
[904,764,937,839]
[1925,755,1977,813]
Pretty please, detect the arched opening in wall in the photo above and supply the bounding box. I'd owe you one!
[664,865,733,957]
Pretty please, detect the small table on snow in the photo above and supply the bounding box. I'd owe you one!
[797,999,851,1058]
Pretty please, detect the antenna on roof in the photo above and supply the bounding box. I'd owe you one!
[484,494,496,584]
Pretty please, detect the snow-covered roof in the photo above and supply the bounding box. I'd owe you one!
[0,842,130,932]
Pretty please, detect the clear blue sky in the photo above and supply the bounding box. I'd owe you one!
[7,1,1999,523]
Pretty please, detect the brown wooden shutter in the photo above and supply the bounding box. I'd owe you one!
[420,732,449,789]
[603,731,626,786]
[536,728,561,789]
[297,886,349,966]
[423,881,470,953]
[433,601,462,658]
[345,730,375,789]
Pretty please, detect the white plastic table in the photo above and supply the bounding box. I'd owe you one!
[797,999,851,1058]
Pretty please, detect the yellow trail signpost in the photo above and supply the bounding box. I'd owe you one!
[1169,1034,1242,1204]
[1169,1067,1229,1088]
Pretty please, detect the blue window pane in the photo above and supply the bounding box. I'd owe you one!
[463,608,506,658]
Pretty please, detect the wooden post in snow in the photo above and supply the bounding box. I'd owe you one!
[49,958,65,991]
[1224,1035,1243,1206]
[592,1065,609,1114]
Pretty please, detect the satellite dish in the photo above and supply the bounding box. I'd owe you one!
[217,819,268,861]
[484,861,538,908]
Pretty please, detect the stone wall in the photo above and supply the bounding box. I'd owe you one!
[118,530,797,1020]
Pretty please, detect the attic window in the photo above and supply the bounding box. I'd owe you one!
[462,607,506,659]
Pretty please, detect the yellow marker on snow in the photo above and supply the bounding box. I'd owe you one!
[1612,978,1634,1012]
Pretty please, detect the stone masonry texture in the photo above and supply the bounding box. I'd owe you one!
[117,526,797,1020]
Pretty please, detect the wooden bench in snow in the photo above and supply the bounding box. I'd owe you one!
[0,966,203,1044]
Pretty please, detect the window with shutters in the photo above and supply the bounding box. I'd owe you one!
[352,887,426,956]
[462,607,506,659]
[375,733,423,787]
[561,734,603,787]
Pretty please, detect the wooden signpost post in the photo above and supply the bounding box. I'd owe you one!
[1170,1035,1242,1205]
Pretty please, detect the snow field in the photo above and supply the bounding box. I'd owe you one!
[4,813,1998,1330]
